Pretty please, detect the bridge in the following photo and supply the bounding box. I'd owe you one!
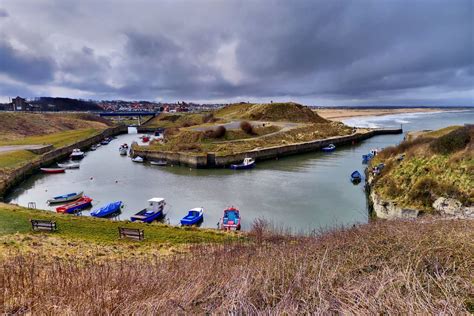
[98,111,161,117]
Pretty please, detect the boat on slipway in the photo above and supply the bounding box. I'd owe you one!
[47,191,83,204]
[56,196,93,214]
[130,198,166,223]
[91,201,123,218]
[180,208,204,226]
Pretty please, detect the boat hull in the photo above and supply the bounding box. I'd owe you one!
[56,197,93,214]
[41,168,65,174]
[47,191,83,204]
[131,209,164,223]
[230,162,255,170]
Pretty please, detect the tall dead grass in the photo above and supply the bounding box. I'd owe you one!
[1,219,472,314]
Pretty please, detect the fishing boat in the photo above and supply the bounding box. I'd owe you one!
[132,156,144,163]
[119,146,128,156]
[70,148,85,160]
[222,207,241,230]
[180,208,204,226]
[40,167,65,174]
[56,196,93,214]
[47,191,83,204]
[91,201,123,218]
[150,160,167,166]
[230,157,255,170]
[350,170,362,183]
[57,162,80,169]
[130,198,166,223]
[322,144,336,152]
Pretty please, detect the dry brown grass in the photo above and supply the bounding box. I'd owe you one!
[1,218,472,314]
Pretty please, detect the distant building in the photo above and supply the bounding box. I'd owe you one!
[8,96,38,111]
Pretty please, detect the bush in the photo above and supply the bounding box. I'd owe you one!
[240,121,254,135]
[430,126,471,155]
[164,127,179,139]
[204,126,226,139]
[203,113,216,123]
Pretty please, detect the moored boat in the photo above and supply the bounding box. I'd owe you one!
[230,157,255,170]
[119,146,128,155]
[142,136,150,143]
[150,160,167,166]
[322,144,336,152]
[180,208,204,226]
[47,191,84,204]
[91,201,123,218]
[222,207,241,230]
[70,148,85,160]
[132,156,144,163]
[350,170,362,183]
[90,144,98,151]
[56,196,93,214]
[131,198,166,223]
[40,167,65,174]
[57,162,80,169]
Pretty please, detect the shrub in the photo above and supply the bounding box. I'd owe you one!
[430,126,471,155]
[164,127,179,139]
[240,121,254,135]
[204,126,226,139]
[203,113,216,123]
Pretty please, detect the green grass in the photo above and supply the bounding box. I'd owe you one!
[0,203,236,245]
[0,150,38,169]
[0,128,103,148]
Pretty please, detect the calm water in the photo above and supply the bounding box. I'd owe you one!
[7,110,474,231]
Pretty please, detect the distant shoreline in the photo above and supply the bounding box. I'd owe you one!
[316,107,462,121]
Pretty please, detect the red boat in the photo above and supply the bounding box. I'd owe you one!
[56,196,93,214]
[142,136,150,142]
[40,168,65,174]
[221,207,241,230]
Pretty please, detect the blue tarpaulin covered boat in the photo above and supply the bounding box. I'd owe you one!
[91,201,122,218]
[350,170,362,183]
[180,208,204,226]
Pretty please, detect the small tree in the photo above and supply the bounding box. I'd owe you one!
[240,121,254,135]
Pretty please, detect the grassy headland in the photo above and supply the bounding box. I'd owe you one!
[371,125,473,212]
[139,102,352,156]
[0,202,472,313]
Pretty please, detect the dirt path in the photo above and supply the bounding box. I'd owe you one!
[0,145,48,154]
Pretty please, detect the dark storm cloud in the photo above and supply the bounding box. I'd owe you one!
[0,0,472,105]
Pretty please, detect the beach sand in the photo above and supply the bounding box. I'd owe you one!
[316,108,445,121]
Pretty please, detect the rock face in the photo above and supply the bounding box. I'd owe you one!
[433,197,474,218]
[370,191,419,219]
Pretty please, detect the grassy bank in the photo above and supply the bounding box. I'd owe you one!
[1,214,472,313]
[371,125,473,211]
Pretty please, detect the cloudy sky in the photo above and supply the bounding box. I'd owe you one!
[0,0,472,105]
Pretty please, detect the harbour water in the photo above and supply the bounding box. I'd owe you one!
[7,110,474,232]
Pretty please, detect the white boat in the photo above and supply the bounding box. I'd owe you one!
[150,160,167,166]
[132,156,144,163]
[119,147,128,155]
[70,148,85,160]
[57,162,80,169]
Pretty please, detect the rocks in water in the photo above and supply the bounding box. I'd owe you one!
[433,197,473,219]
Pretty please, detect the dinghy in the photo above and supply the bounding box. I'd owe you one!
[56,196,93,214]
[222,207,241,230]
[322,144,336,152]
[119,146,128,155]
[132,156,144,163]
[130,198,166,223]
[350,170,362,183]
[91,201,122,218]
[230,157,255,170]
[40,168,65,174]
[47,191,83,204]
[57,162,80,169]
[150,160,167,166]
[180,208,204,226]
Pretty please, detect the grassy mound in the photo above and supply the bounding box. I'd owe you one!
[144,112,221,129]
[372,125,473,210]
[215,102,328,123]
[1,213,472,313]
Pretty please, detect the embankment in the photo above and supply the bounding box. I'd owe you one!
[0,125,127,199]
[133,128,402,168]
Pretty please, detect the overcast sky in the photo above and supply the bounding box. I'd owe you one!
[0,0,472,105]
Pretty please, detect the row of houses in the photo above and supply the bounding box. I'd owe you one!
[2,96,40,111]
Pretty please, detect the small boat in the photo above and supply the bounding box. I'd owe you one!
[150,160,167,166]
[56,196,93,214]
[40,167,65,174]
[132,156,144,163]
[322,144,336,152]
[101,139,110,145]
[47,191,83,204]
[362,153,374,164]
[350,170,362,183]
[70,148,85,160]
[131,198,166,223]
[180,208,204,226]
[90,144,98,151]
[222,207,241,230]
[57,162,80,169]
[121,143,129,149]
[142,136,150,143]
[230,157,255,170]
[119,146,128,156]
[91,201,122,218]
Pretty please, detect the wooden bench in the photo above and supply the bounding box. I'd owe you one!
[30,219,57,232]
[118,227,144,241]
